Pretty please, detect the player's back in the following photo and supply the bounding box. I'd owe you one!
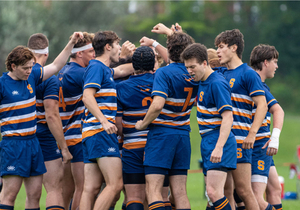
[58,62,85,146]
[151,63,199,132]
[117,73,154,150]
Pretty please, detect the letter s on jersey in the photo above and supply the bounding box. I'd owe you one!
[229,78,235,88]
[199,91,204,102]
[27,84,33,94]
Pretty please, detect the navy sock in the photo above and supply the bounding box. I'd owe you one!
[213,196,231,210]
[206,206,215,210]
[122,203,127,210]
[273,204,282,210]
[126,201,143,210]
[46,206,64,210]
[0,204,14,210]
[164,201,171,210]
[148,201,165,210]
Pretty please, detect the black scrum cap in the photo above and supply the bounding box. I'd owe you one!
[132,46,155,71]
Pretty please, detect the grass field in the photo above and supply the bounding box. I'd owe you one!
[15,109,300,209]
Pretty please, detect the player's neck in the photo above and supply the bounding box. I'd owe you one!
[70,58,85,68]
[255,69,266,82]
[227,56,243,70]
[201,67,214,82]
[95,55,110,67]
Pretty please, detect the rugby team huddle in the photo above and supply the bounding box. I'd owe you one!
[0,22,284,210]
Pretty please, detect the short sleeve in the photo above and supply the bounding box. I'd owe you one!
[151,68,170,99]
[83,64,103,91]
[244,70,265,97]
[43,76,59,101]
[212,79,233,114]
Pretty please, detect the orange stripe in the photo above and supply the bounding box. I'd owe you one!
[4,130,36,137]
[123,113,146,117]
[215,199,228,210]
[36,102,43,107]
[165,101,194,107]
[267,99,276,105]
[66,138,82,146]
[98,106,117,111]
[255,135,270,141]
[65,96,82,105]
[217,104,232,112]
[83,118,115,124]
[126,200,143,206]
[152,90,168,97]
[236,139,244,144]
[1,115,37,126]
[152,120,190,126]
[161,110,191,118]
[60,110,84,120]
[231,96,253,105]
[37,115,45,119]
[40,67,43,79]
[84,83,101,88]
[232,111,252,119]
[232,125,250,131]
[198,121,222,125]
[197,106,218,115]
[82,128,105,139]
[250,90,264,95]
[64,124,82,132]
[94,92,117,97]
[123,141,146,150]
[123,124,135,128]
[0,100,36,112]
[149,203,165,210]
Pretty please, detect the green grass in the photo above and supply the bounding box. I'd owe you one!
[14,108,300,209]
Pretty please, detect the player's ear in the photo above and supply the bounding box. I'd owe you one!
[231,44,237,53]
[105,43,112,51]
[11,63,16,71]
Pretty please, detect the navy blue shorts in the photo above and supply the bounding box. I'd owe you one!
[68,142,84,163]
[83,131,120,163]
[122,147,144,174]
[201,130,237,176]
[0,138,46,177]
[144,127,191,170]
[38,137,62,162]
[236,143,253,164]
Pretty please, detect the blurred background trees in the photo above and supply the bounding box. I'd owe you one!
[0,0,299,113]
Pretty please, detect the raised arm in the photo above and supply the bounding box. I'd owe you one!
[44,99,73,163]
[140,36,168,64]
[43,32,83,81]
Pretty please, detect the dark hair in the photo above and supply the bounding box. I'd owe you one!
[132,46,155,73]
[6,46,36,71]
[70,32,95,58]
[214,29,244,59]
[181,43,208,65]
[93,31,120,57]
[167,32,195,63]
[250,44,279,71]
[27,33,49,49]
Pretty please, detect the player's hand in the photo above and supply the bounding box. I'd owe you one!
[242,135,255,149]
[135,120,147,130]
[61,148,73,164]
[120,40,136,59]
[262,140,278,156]
[210,146,223,163]
[171,23,183,32]
[140,36,155,47]
[102,121,118,134]
[151,23,173,36]
[70,32,84,44]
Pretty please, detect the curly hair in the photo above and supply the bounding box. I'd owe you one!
[167,32,194,63]
[6,46,36,72]
[214,29,244,59]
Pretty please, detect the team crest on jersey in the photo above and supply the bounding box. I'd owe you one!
[108,147,116,152]
[27,84,33,94]
[12,90,19,95]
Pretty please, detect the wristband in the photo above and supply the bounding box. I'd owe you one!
[152,41,160,48]
[269,128,281,149]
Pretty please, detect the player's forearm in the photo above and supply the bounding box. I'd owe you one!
[113,63,134,79]
[155,44,168,64]
[45,113,68,150]
[82,91,109,124]
[140,100,163,128]
[249,102,268,137]
[270,104,284,130]
[216,111,233,148]
[43,40,75,81]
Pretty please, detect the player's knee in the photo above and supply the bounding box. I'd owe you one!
[2,192,18,204]
[206,186,219,201]
[26,190,42,202]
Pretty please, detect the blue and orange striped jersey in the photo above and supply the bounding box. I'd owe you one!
[217,63,265,143]
[117,73,154,150]
[151,63,198,132]
[82,60,116,140]
[252,83,278,142]
[36,75,59,139]
[197,71,233,135]
[58,62,85,146]
[0,63,43,140]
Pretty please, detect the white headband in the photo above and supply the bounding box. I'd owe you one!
[71,43,93,54]
[30,47,49,54]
